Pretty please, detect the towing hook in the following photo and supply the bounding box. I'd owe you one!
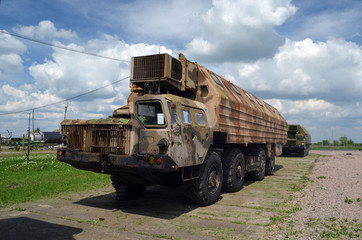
[101,160,112,173]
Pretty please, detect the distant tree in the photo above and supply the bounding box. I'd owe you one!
[34,128,41,132]
[333,140,339,146]
[322,139,330,146]
[346,139,354,146]
[339,136,348,146]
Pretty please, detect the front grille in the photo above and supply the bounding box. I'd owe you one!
[133,54,165,79]
[62,124,126,155]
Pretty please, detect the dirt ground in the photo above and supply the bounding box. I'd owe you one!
[267,150,362,239]
[0,150,360,239]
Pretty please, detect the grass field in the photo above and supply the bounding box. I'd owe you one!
[311,145,362,151]
[0,152,110,207]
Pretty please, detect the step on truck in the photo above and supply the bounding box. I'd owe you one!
[57,53,287,206]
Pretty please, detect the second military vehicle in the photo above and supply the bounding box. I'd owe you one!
[282,124,311,157]
[57,53,287,206]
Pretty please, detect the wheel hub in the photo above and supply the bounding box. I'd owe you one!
[208,168,220,193]
[236,164,242,178]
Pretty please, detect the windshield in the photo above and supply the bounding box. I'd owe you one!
[137,101,165,127]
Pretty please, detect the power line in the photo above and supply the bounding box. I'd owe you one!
[0,30,130,63]
[0,76,130,116]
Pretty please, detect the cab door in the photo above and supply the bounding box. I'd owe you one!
[168,104,211,167]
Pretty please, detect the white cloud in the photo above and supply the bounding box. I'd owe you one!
[0,54,24,73]
[29,35,173,101]
[183,0,297,62]
[203,0,296,28]
[222,38,362,102]
[12,20,77,40]
[0,31,26,75]
[267,98,335,116]
[0,30,27,54]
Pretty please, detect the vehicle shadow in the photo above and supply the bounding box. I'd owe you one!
[243,164,283,186]
[274,164,284,172]
[0,217,82,240]
[74,185,198,220]
[75,165,284,219]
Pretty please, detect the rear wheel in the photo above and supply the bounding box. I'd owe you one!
[250,148,266,181]
[184,152,223,206]
[222,148,245,192]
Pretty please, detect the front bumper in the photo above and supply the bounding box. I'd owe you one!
[56,148,179,174]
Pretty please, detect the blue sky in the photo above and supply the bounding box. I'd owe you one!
[0,0,362,143]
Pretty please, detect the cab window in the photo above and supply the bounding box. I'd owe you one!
[171,106,178,124]
[137,101,165,127]
[195,112,206,126]
[181,109,192,124]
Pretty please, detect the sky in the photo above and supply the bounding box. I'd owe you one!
[0,0,361,143]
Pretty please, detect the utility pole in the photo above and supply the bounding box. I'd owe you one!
[22,134,25,151]
[26,113,30,161]
[32,109,34,132]
[64,103,68,120]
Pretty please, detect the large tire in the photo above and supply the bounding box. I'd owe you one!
[222,148,245,192]
[111,175,146,200]
[250,148,266,181]
[184,152,223,206]
[265,147,275,175]
[300,146,308,157]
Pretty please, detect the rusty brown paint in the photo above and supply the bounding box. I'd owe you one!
[194,63,287,146]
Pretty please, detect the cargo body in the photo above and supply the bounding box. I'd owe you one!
[282,124,311,157]
[57,53,287,205]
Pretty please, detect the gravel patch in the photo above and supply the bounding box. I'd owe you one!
[268,150,362,239]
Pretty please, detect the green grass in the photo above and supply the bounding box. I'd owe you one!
[0,153,110,207]
[310,145,362,151]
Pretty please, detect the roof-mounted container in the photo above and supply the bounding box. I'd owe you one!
[130,53,197,92]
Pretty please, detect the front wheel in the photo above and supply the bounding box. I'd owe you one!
[184,152,223,206]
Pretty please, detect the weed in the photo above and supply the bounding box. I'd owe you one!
[344,196,352,204]
[15,207,27,211]
[320,230,337,238]
[357,197,361,202]
[316,176,326,179]
[269,215,286,225]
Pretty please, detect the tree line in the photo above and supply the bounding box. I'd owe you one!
[314,136,362,146]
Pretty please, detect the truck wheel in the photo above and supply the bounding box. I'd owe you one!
[265,147,275,175]
[222,148,245,192]
[251,148,266,181]
[300,147,307,157]
[184,152,223,206]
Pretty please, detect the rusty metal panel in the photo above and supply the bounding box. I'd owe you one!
[195,65,287,145]
[61,120,129,155]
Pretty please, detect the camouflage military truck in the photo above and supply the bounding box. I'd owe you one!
[57,53,287,206]
[282,124,311,157]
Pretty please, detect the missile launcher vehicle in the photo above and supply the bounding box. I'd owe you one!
[282,124,311,157]
[57,53,287,206]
